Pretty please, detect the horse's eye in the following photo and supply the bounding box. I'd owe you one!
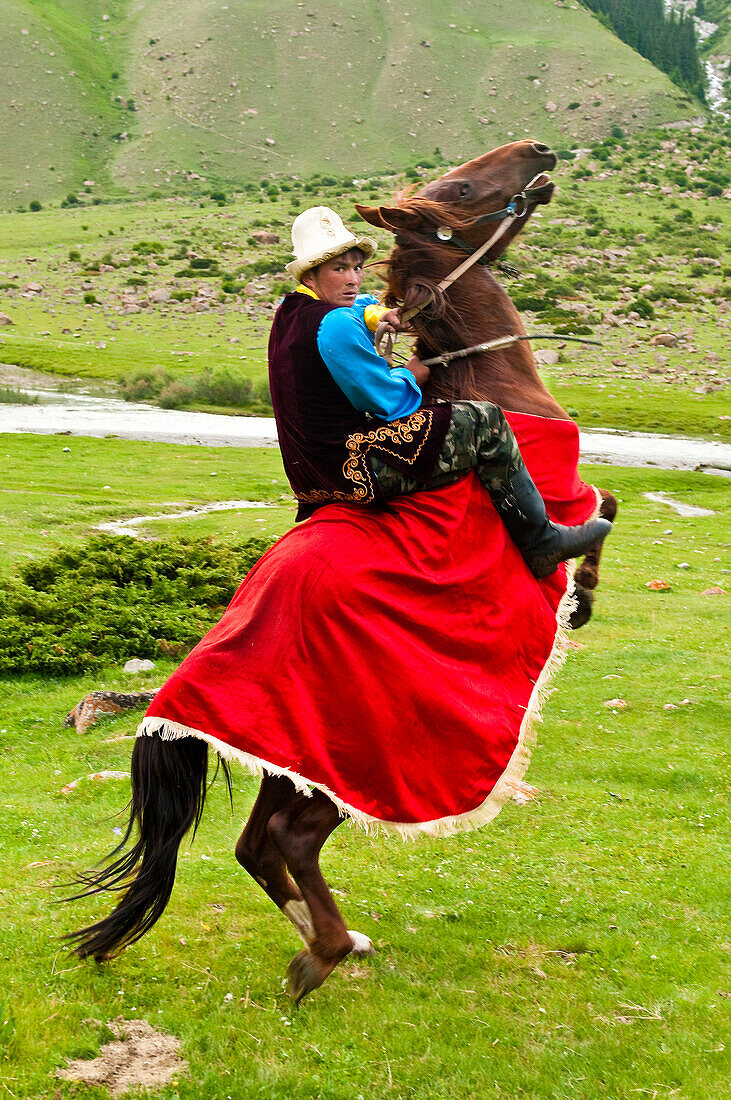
[458,182,473,199]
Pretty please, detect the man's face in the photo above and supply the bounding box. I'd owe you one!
[303,249,365,306]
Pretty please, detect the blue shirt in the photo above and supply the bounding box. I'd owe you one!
[316,293,422,421]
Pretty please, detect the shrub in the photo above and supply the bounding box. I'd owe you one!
[176,266,220,279]
[29,200,42,212]
[158,380,195,408]
[567,101,580,110]
[210,190,226,202]
[125,276,147,287]
[627,297,655,319]
[132,240,165,255]
[118,368,175,402]
[194,367,253,407]
[0,387,38,405]
[244,257,283,276]
[0,535,275,675]
[83,292,98,304]
[68,249,81,262]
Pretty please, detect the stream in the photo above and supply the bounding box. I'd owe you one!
[2,386,730,474]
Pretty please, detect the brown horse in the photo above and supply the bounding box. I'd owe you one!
[67,140,617,1003]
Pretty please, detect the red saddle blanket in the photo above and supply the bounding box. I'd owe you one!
[140,411,599,837]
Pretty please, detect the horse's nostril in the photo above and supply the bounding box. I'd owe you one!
[531,143,552,155]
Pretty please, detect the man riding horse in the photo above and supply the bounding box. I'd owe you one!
[67,142,616,1003]
[269,205,610,577]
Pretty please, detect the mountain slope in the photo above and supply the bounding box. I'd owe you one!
[2,0,706,205]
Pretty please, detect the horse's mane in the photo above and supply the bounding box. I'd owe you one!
[377,206,518,402]
[367,182,566,415]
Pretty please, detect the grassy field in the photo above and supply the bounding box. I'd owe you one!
[1,123,728,439]
[0,436,729,1098]
[1,0,702,206]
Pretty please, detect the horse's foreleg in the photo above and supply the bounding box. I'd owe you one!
[575,489,618,591]
[235,774,313,942]
[571,490,618,628]
[267,791,360,1003]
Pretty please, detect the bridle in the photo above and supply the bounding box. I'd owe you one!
[391,175,553,330]
[375,173,594,364]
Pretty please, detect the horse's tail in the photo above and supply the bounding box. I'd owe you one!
[66,731,227,961]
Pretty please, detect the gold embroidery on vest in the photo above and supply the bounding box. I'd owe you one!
[297,410,435,505]
[341,410,434,499]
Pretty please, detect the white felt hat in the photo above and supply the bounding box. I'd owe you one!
[285,206,377,280]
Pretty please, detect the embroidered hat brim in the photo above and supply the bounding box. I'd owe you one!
[285,235,377,279]
[285,206,377,279]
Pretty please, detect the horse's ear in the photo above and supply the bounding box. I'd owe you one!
[354,203,384,228]
[355,204,422,233]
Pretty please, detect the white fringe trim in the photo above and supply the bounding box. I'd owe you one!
[137,551,585,840]
[137,483,601,840]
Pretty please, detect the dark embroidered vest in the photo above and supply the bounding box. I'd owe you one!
[268,293,451,521]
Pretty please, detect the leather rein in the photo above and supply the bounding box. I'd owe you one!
[397,175,553,326]
[376,174,600,363]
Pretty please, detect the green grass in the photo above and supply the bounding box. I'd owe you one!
[0,0,703,206]
[1,121,729,435]
[0,448,729,1097]
[0,434,291,573]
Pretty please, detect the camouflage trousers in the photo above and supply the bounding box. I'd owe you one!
[369,400,523,498]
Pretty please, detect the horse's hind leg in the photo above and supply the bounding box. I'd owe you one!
[267,790,361,1003]
[236,775,374,961]
[235,774,313,941]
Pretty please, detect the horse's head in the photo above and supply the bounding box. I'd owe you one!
[356,140,556,260]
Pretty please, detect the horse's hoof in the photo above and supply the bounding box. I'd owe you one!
[569,584,595,630]
[287,950,329,1004]
[348,930,376,956]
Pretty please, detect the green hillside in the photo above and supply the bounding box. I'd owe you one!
[2,0,706,206]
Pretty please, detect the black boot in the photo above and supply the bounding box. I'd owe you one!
[489,466,612,580]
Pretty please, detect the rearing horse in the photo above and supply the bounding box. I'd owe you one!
[67,141,617,1003]
[356,139,616,624]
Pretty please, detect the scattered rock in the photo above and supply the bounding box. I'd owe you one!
[534,349,560,366]
[61,770,128,794]
[251,230,280,245]
[701,586,726,597]
[24,281,42,293]
[603,698,628,709]
[651,333,679,347]
[646,580,672,591]
[123,658,156,673]
[149,288,171,303]
[0,313,13,326]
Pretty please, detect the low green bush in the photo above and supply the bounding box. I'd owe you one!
[0,535,275,675]
[0,387,38,405]
[132,240,165,255]
[158,381,195,408]
[194,366,253,406]
[118,368,175,402]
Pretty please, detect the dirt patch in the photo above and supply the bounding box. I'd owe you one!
[0,361,68,389]
[56,1017,187,1097]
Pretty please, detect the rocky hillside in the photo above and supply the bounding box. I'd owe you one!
[2,0,707,207]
